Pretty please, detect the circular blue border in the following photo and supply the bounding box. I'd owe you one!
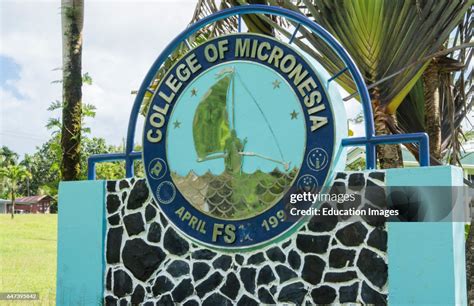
[143,33,335,248]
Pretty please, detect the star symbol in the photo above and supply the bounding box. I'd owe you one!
[290,110,299,120]
[191,88,198,96]
[173,120,181,129]
[272,79,281,89]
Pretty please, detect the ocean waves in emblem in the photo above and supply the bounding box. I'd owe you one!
[171,168,298,219]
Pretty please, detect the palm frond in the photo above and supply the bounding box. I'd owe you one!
[266,0,472,109]
[47,100,63,111]
[396,8,473,166]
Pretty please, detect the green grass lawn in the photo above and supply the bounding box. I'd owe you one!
[0,214,57,305]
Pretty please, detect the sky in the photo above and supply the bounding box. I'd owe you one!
[0,0,362,158]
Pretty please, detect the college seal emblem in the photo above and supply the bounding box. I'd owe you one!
[143,33,337,249]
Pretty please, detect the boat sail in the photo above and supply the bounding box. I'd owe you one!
[193,67,289,174]
[172,67,297,219]
[193,70,233,162]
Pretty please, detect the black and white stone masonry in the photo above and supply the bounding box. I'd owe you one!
[104,172,387,305]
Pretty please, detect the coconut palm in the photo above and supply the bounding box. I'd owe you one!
[187,0,472,169]
[61,0,84,180]
[0,165,32,219]
[396,9,473,165]
[0,146,19,167]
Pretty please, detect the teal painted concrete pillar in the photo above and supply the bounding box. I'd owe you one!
[387,166,467,305]
[56,181,105,305]
[55,168,469,305]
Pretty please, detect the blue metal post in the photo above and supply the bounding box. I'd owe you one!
[341,133,430,167]
[289,23,301,44]
[327,67,348,85]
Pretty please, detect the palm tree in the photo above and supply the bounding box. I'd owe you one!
[20,154,34,196]
[397,9,472,165]
[0,146,20,198]
[187,0,472,168]
[61,0,84,180]
[0,146,19,167]
[0,165,32,219]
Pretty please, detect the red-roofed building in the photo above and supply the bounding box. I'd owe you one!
[6,195,54,214]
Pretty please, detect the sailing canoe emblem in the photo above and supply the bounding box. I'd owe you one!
[143,33,338,249]
[172,66,298,220]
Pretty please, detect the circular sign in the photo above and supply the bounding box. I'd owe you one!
[143,33,336,249]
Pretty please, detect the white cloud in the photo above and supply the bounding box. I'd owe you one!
[0,1,62,156]
[0,0,196,156]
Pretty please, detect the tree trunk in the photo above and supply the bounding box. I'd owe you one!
[372,97,403,169]
[10,188,15,219]
[61,0,84,180]
[423,61,441,161]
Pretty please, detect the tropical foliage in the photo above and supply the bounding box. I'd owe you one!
[0,147,19,198]
[397,9,473,165]
[1,89,138,200]
[181,0,472,169]
[1,139,140,204]
[0,146,19,167]
[0,164,32,218]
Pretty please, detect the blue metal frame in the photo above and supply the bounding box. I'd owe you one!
[87,4,430,180]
